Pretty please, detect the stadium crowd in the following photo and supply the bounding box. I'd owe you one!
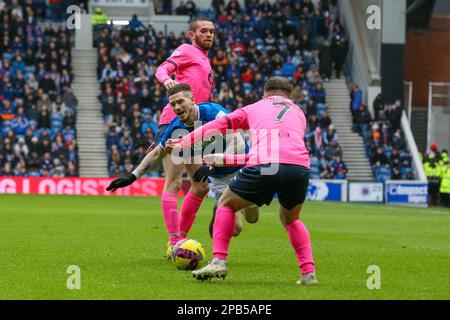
[349,85,414,182]
[0,1,79,177]
[95,0,350,179]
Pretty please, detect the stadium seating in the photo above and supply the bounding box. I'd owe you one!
[95,0,349,179]
[350,88,415,182]
[0,2,80,177]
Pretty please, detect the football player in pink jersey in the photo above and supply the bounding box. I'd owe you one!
[166,77,317,285]
[153,18,216,257]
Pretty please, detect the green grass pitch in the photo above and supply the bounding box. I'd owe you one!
[0,194,449,300]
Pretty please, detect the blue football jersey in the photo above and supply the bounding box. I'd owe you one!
[159,103,246,177]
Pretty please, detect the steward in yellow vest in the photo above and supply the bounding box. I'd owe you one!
[424,154,441,205]
[440,163,450,207]
[92,7,109,26]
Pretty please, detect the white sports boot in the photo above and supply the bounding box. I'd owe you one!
[192,259,227,281]
[296,272,318,286]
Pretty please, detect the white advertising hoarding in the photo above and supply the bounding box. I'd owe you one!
[349,182,384,203]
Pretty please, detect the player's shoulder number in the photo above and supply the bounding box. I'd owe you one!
[272,102,291,122]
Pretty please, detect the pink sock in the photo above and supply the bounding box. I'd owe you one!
[285,219,315,275]
[161,192,180,245]
[179,192,204,239]
[212,206,235,260]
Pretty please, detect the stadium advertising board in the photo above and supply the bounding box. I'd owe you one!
[385,181,428,207]
[0,177,190,197]
[348,182,384,203]
[91,0,149,7]
[307,180,347,202]
[2,177,348,202]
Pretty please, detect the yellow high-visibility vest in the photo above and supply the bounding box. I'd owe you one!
[92,13,109,26]
[440,166,450,194]
[424,162,440,178]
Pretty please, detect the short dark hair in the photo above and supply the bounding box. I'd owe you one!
[167,83,192,97]
[264,76,293,96]
[189,17,213,32]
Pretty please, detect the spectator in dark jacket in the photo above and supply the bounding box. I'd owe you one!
[371,147,389,166]
[310,82,326,103]
[331,35,348,79]
[319,40,332,81]
[373,93,383,121]
[38,109,51,129]
[320,111,332,129]
[332,155,348,179]
[355,104,371,138]
[325,139,343,160]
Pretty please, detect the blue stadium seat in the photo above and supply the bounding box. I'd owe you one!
[243,83,253,91]
[383,145,392,159]
[3,52,12,61]
[25,66,36,75]
[316,103,327,118]
[375,167,392,183]
[401,167,412,179]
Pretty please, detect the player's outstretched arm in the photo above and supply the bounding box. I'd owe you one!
[201,132,248,168]
[171,110,249,151]
[133,145,164,177]
[202,153,250,167]
[106,147,164,192]
[155,60,178,89]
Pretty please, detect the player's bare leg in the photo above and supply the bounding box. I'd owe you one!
[232,206,259,237]
[162,155,184,258]
[279,204,317,285]
[178,163,210,239]
[209,192,258,238]
[242,206,259,223]
[193,188,253,281]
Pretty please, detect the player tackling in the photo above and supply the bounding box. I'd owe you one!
[166,77,317,285]
[151,17,216,254]
[106,84,259,245]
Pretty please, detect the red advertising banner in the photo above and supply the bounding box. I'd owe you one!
[0,177,191,197]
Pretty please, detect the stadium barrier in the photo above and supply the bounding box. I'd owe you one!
[0,177,428,207]
[307,179,348,202]
[0,177,191,197]
[348,182,384,204]
[384,180,429,207]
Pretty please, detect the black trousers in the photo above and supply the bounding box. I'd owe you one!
[441,193,450,207]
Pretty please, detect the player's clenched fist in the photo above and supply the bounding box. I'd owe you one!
[203,154,225,166]
[106,173,137,192]
[163,79,178,90]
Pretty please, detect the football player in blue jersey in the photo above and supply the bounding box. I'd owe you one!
[106,83,258,252]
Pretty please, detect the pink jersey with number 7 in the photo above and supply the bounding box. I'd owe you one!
[179,95,310,168]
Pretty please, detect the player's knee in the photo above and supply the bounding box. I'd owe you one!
[279,211,300,227]
[281,215,299,227]
[243,208,259,224]
[245,215,258,224]
[217,195,229,207]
